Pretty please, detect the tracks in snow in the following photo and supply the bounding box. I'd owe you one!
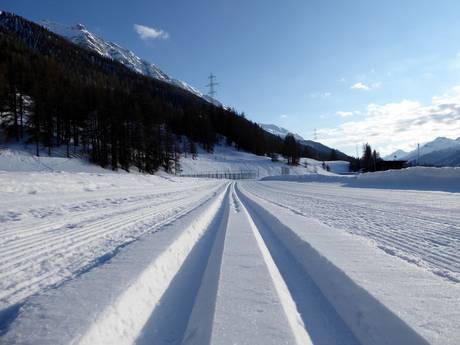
[76,183,360,345]
[0,181,224,308]
[2,181,432,345]
[242,181,460,282]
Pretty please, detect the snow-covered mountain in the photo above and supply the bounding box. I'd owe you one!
[383,149,408,160]
[259,124,304,141]
[388,137,460,166]
[40,21,221,107]
[260,123,350,160]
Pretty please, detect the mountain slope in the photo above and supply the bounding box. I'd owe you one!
[383,149,408,160]
[260,123,304,141]
[36,18,348,162]
[404,137,460,161]
[260,123,351,160]
[389,137,460,166]
[40,21,221,107]
[0,12,284,172]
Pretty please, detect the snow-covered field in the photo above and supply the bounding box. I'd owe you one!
[1,148,459,345]
[264,166,460,193]
[180,143,349,177]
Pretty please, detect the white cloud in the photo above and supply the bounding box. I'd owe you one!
[336,111,353,118]
[280,114,288,119]
[318,85,460,156]
[350,82,370,90]
[134,24,169,40]
[350,81,382,91]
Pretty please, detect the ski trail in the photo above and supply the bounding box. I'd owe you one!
[4,179,454,345]
[242,181,460,282]
[236,184,360,345]
[0,183,224,308]
[210,183,312,345]
[74,184,230,345]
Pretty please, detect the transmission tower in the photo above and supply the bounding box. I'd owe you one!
[206,73,218,98]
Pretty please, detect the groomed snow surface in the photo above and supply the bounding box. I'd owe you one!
[1,145,460,344]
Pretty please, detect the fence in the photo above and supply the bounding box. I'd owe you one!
[180,170,258,180]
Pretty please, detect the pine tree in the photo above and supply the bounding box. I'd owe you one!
[283,134,300,165]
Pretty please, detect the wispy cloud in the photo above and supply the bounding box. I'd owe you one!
[336,111,353,118]
[318,85,460,155]
[350,82,370,90]
[280,114,288,119]
[350,81,382,91]
[134,24,169,40]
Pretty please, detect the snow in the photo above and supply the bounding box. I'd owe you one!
[388,136,460,166]
[0,145,114,174]
[383,149,408,160]
[180,143,348,177]
[259,124,346,157]
[0,164,223,309]
[1,184,227,344]
[405,137,460,160]
[210,186,306,345]
[1,142,459,344]
[245,179,460,282]
[238,182,460,345]
[259,123,304,141]
[264,166,460,193]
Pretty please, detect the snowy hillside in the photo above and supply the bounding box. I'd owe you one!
[388,137,460,166]
[263,166,460,193]
[260,123,350,159]
[179,143,349,178]
[0,141,348,177]
[41,21,221,107]
[259,123,304,141]
[0,144,114,173]
[383,149,408,160]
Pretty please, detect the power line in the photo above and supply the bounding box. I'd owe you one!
[206,73,218,98]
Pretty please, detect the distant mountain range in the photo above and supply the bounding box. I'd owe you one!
[385,137,460,166]
[260,124,351,161]
[40,21,222,107]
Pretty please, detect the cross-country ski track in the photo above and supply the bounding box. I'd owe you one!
[1,178,460,345]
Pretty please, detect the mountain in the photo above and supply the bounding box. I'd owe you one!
[0,12,284,172]
[416,147,460,166]
[383,149,408,160]
[40,21,221,107]
[388,137,460,166]
[260,123,352,161]
[259,124,304,141]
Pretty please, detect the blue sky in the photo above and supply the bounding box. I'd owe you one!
[3,0,460,156]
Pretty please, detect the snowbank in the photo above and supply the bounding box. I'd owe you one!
[263,166,460,193]
[356,166,460,189]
